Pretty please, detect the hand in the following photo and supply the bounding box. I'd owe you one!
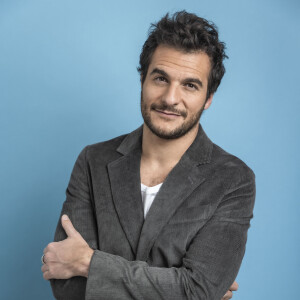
[41,214,94,280]
[221,281,239,300]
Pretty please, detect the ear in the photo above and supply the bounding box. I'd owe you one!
[204,93,214,110]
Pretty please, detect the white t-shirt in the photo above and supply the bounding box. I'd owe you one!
[141,182,163,218]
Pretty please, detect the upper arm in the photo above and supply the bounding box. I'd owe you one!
[182,168,256,299]
[54,146,98,248]
[51,146,99,300]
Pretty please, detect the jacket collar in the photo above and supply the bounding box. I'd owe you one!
[117,124,213,166]
[116,125,143,155]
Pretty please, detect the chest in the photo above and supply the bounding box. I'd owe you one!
[93,171,216,266]
[140,160,176,187]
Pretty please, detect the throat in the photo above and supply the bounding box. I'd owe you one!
[141,177,165,187]
[140,158,177,187]
[140,123,199,187]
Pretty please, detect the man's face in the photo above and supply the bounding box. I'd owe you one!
[141,45,213,139]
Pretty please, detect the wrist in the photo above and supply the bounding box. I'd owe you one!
[78,247,94,278]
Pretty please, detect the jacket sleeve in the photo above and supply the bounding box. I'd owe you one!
[85,169,256,300]
[50,147,99,300]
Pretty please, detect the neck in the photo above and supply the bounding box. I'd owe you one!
[141,124,199,166]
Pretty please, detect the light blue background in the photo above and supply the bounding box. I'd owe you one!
[0,0,299,299]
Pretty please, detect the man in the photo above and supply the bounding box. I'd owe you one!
[42,11,255,300]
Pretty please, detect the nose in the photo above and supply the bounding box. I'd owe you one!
[163,83,180,106]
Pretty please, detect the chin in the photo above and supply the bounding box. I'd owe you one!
[146,122,196,140]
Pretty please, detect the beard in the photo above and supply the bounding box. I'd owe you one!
[140,92,205,140]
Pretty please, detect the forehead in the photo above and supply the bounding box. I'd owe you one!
[148,45,211,82]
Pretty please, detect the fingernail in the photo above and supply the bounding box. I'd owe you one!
[62,214,68,221]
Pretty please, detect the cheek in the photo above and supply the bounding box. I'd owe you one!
[184,99,206,115]
[143,82,163,101]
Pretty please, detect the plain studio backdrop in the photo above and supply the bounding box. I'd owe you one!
[0,0,299,299]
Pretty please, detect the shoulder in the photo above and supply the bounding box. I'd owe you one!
[210,143,255,188]
[78,133,128,164]
[208,144,256,219]
[87,134,127,154]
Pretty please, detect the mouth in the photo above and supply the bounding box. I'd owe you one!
[154,109,182,117]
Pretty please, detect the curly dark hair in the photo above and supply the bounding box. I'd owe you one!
[138,11,228,99]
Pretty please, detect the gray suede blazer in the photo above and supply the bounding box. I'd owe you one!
[51,125,256,300]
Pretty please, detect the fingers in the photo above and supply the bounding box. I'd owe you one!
[222,290,233,300]
[229,281,239,291]
[43,242,58,255]
[42,266,53,280]
[41,263,48,273]
[43,271,51,280]
[41,258,51,280]
[222,281,238,300]
[61,214,78,237]
[41,251,53,264]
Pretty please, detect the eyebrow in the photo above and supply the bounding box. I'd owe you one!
[149,67,203,88]
[150,68,169,78]
[182,77,203,88]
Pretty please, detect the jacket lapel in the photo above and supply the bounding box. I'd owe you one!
[107,127,144,256]
[107,124,213,260]
[136,125,213,261]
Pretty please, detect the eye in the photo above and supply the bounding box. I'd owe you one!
[185,83,198,90]
[154,76,167,83]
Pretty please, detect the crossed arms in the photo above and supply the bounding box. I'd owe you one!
[42,147,255,300]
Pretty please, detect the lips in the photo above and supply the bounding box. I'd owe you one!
[155,109,181,116]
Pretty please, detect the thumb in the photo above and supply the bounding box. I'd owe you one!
[61,214,79,237]
[230,281,239,291]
